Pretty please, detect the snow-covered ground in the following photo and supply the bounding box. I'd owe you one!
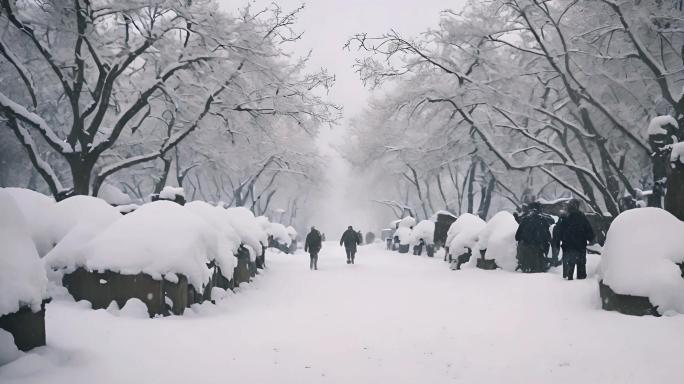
[2,243,683,384]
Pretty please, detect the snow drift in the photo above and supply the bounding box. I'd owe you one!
[600,208,684,315]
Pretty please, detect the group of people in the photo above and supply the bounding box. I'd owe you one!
[304,225,363,270]
[514,199,594,279]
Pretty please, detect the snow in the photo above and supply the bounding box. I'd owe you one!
[648,115,678,136]
[398,216,416,228]
[446,213,486,256]
[224,207,268,261]
[256,216,291,245]
[432,210,457,219]
[477,211,519,271]
[97,183,132,206]
[409,220,435,245]
[185,201,241,274]
[393,226,412,245]
[0,329,20,366]
[600,208,684,314]
[286,226,298,241]
[51,196,122,245]
[119,298,150,319]
[670,142,684,164]
[158,186,185,200]
[2,244,683,383]
[70,201,220,289]
[2,188,56,256]
[0,189,48,317]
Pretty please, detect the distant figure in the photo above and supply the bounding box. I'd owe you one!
[304,226,322,270]
[340,225,361,264]
[515,202,554,273]
[552,199,594,280]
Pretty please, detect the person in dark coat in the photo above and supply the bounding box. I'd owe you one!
[552,199,594,280]
[304,226,322,270]
[515,202,554,273]
[340,225,361,264]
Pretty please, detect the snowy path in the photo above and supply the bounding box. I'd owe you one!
[2,243,683,383]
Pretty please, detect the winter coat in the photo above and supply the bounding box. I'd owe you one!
[515,211,554,246]
[340,229,361,250]
[305,229,322,254]
[552,211,594,252]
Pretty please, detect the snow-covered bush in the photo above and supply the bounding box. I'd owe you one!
[55,201,222,290]
[394,227,412,245]
[399,216,416,228]
[447,213,486,257]
[286,226,298,242]
[0,190,48,318]
[44,196,122,271]
[159,186,185,201]
[477,211,518,271]
[97,183,133,206]
[600,208,684,315]
[185,201,241,273]
[2,187,56,256]
[409,220,435,246]
[225,207,268,260]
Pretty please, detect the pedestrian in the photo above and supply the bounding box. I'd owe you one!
[340,225,361,264]
[552,199,594,280]
[514,202,554,273]
[304,226,322,270]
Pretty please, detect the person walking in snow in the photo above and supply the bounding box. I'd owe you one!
[552,199,594,280]
[340,225,361,264]
[515,202,554,273]
[304,226,322,270]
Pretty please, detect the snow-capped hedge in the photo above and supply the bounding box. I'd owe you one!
[286,226,298,242]
[185,201,241,272]
[3,187,56,256]
[74,201,222,289]
[477,211,518,271]
[447,213,486,257]
[394,227,412,245]
[600,208,684,315]
[225,207,268,260]
[399,216,416,228]
[409,220,435,246]
[0,190,48,317]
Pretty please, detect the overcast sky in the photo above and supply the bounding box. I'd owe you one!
[218,0,466,119]
[215,0,467,233]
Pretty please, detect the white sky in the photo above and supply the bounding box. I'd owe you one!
[216,0,466,235]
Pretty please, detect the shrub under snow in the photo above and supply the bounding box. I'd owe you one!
[225,207,268,260]
[61,201,222,289]
[0,189,48,317]
[600,208,684,315]
[185,201,241,272]
[409,220,435,246]
[477,211,519,271]
[2,187,56,256]
[447,213,486,257]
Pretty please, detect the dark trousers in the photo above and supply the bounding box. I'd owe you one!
[345,247,356,264]
[516,242,548,273]
[309,252,318,270]
[563,249,586,280]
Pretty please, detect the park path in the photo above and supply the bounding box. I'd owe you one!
[1,242,683,384]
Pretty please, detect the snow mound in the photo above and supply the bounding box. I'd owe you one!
[477,211,519,271]
[648,115,678,136]
[600,208,684,314]
[97,183,132,206]
[399,216,416,228]
[394,227,412,245]
[670,142,684,164]
[0,190,48,317]
[77,201,219,289]
[270,223,292,245]
[2,187,56,256]
[119,298,149,319]
[0,329,21,365]
[52,195,122,244]
[286,226,298,241]
[225,207,268,260]
[409,220,435,245]
[159,186,185,200]
[185,201,240,273]
[447,213,486,256]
